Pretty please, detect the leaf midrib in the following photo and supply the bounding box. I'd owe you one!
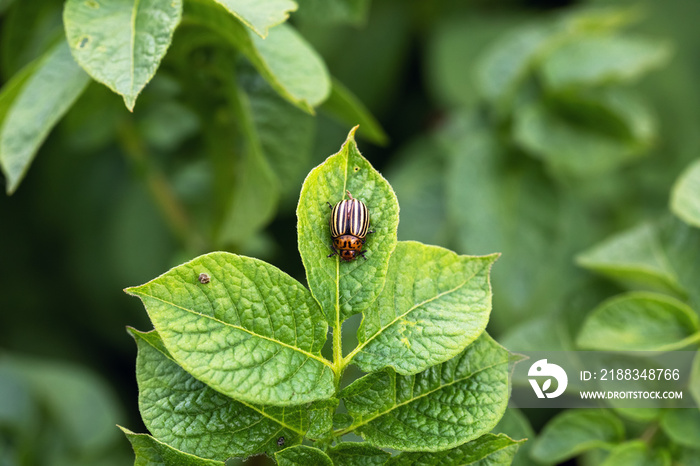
[130,0,141,97]
[339,358,508,435]
[345,259,488,365]
[133,290,333,369]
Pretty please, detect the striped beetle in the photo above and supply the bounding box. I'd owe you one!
[327,190,372,262]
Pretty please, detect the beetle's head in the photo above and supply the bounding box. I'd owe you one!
[340,249,359,261]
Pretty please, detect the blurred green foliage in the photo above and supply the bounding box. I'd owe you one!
[1,0,700,464]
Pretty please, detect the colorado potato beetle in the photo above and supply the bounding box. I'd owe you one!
[327,191,372,262]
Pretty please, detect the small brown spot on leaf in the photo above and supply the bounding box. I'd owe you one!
[86,0,99,8]
[198,273,210,284]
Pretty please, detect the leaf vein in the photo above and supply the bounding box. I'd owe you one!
[133,290,333,368]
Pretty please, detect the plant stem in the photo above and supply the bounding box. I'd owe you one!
[333,322,343,388]
[117,120,206,253]
[332,260,344,389]
[640,422,659,444]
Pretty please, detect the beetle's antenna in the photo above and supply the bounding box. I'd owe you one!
[346,190,353,199]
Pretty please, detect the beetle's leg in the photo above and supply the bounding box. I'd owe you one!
[326,201,333,209]
[367,230,375,235]
[346,190,353,200]
[359,250,368,260]
[327,244,338,258]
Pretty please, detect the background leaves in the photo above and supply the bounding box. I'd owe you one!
[63,0,183,110]
[0,41,89,193]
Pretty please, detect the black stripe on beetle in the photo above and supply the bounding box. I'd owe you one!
[327,190,372,262]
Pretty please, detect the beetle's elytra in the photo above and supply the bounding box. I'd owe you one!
[327,190,371,262]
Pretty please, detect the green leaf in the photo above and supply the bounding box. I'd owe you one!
[656,216,700,310]
[306,398,338,440]
[126,252,334,406]
[293,0,371,26]
[320,78,388,146]
[275,445,333,466]
[297,126,399,324]
[600,441,670,466]
[492,408,537,466]
[0,0,64,77]
[675,447,700,466]
[213,0,297,38]
[540,34,671,90]
[387,433,524,466]
[248,23,330,112]
[216,73,280,247]
[119,427,224,466]
[0,362,35,433]
[441,111,577,330]
[0,354,122,454]
[130,328,307,459]
[660,409,700,450]
[63,0,182,111]
[557,6,642,32]
[512,98,652,178]
[671,158,700,229]
[0,40,89,194]
[239,64,315,201]
[530,410,625,463]
[340,333,511,451]
[476,24,551,106]
[499,314,572,352]
[137,100,199,151]
[385,135,448,246]
[576,292,700,351]
[691,353,700,408]
[426,14,524,108]
[350,241,498,375]
[326,443,390,466]
[576,222,685,296]
[183,0,329,113]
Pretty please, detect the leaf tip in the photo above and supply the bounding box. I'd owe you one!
[2,166,25,195]
[123,95,137,112]
[125,326,141,339]
[509,351,529,365]
[123,285,143,297]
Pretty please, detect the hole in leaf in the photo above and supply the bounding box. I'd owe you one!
[353,166,360,172]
